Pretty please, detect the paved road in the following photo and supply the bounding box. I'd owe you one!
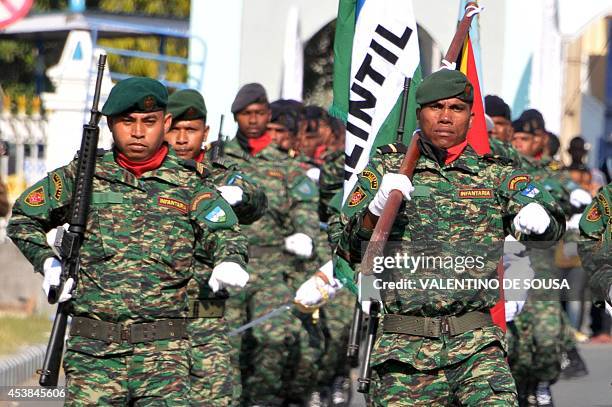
[349,343,612,407]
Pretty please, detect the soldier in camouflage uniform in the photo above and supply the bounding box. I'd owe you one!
[484,95,521,167]
[328,70,565,406]
[223,83,321,405]
[7,77,249,406]
[165,89,267,405]
[508,115,592,406]
[579,183,612,314]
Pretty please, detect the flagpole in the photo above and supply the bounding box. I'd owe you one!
[359,1,480,277]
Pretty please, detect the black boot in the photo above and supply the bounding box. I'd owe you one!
[560,347,588,379]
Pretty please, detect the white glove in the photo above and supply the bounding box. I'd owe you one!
[284,232,313,258]
[513,203,550,235]
[217,185,244,206]
[566,214,582,231]
[42,257,74,303]
[306,167,321,183]
[294,261,341,307]
[505,300,526,322]
[368,173,414,217]
[569,188,592,208]
[208,261,249,292]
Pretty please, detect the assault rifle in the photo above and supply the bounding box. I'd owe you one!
[38,54,106,387]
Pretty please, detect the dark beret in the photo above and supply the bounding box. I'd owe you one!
[518,109,545,132]
[231,83,268,114]
[512,118,537,135]
[101,77,167,116]
[416,69,474,106]
[484,95,511,120]
[167,89,207,121]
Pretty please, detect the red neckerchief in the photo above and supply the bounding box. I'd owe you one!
[247,132,272,156]
[115,144,168,178]
[534,151,543,160]
[313,144,327,162]
[194,150,206,163]
[445,139,468,165]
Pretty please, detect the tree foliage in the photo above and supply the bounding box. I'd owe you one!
[0,0,190,101]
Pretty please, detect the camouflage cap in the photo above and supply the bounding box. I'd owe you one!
[101,77,167,116]
[416,69,474,106]
[231,83,268,114]
[167,89,207,121]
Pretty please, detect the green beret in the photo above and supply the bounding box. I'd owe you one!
[101,77,167,116]
[167,89,207,121]
[415,69,474,106]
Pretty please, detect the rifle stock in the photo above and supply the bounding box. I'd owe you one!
[39,54,106,387]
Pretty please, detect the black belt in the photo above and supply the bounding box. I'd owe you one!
[382,311,493,338]
[70,317,187,344]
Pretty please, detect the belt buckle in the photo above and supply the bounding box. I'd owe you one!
[120,324,130,342]
[440,316,450,336]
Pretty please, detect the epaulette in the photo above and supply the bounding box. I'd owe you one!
[376,142,408,155]
[482,153,514,166]
[211,159,229,170]
[181,159,209,177]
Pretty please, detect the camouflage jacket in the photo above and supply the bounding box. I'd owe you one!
[204,158,267,226]
[339,143,565,369]
[489,137,521,168]
[8,148,247,355]
[579,183,611,303]
[223,137,319,248]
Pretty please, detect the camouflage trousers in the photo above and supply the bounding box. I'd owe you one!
[188,318,240,406]
[507,300,563,383]
[317,288,354,387]
[371,344,518,406]
[63,340,190,406]
[232,252,323,406]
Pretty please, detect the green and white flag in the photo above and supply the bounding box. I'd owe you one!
[330,0,422,203]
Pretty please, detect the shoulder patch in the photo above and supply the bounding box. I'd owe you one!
[348,186,367,207]
[191,192,213,211]
[293,178,316,199]
[508,174,530,190]
[376,143,407,155]
[24,186,45,207]
[520,184,540,198]
[547,160,562,171]
[586,205,601,222]
[205,206,227,223]
[52,173,64,201]
[361,170,379,189]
